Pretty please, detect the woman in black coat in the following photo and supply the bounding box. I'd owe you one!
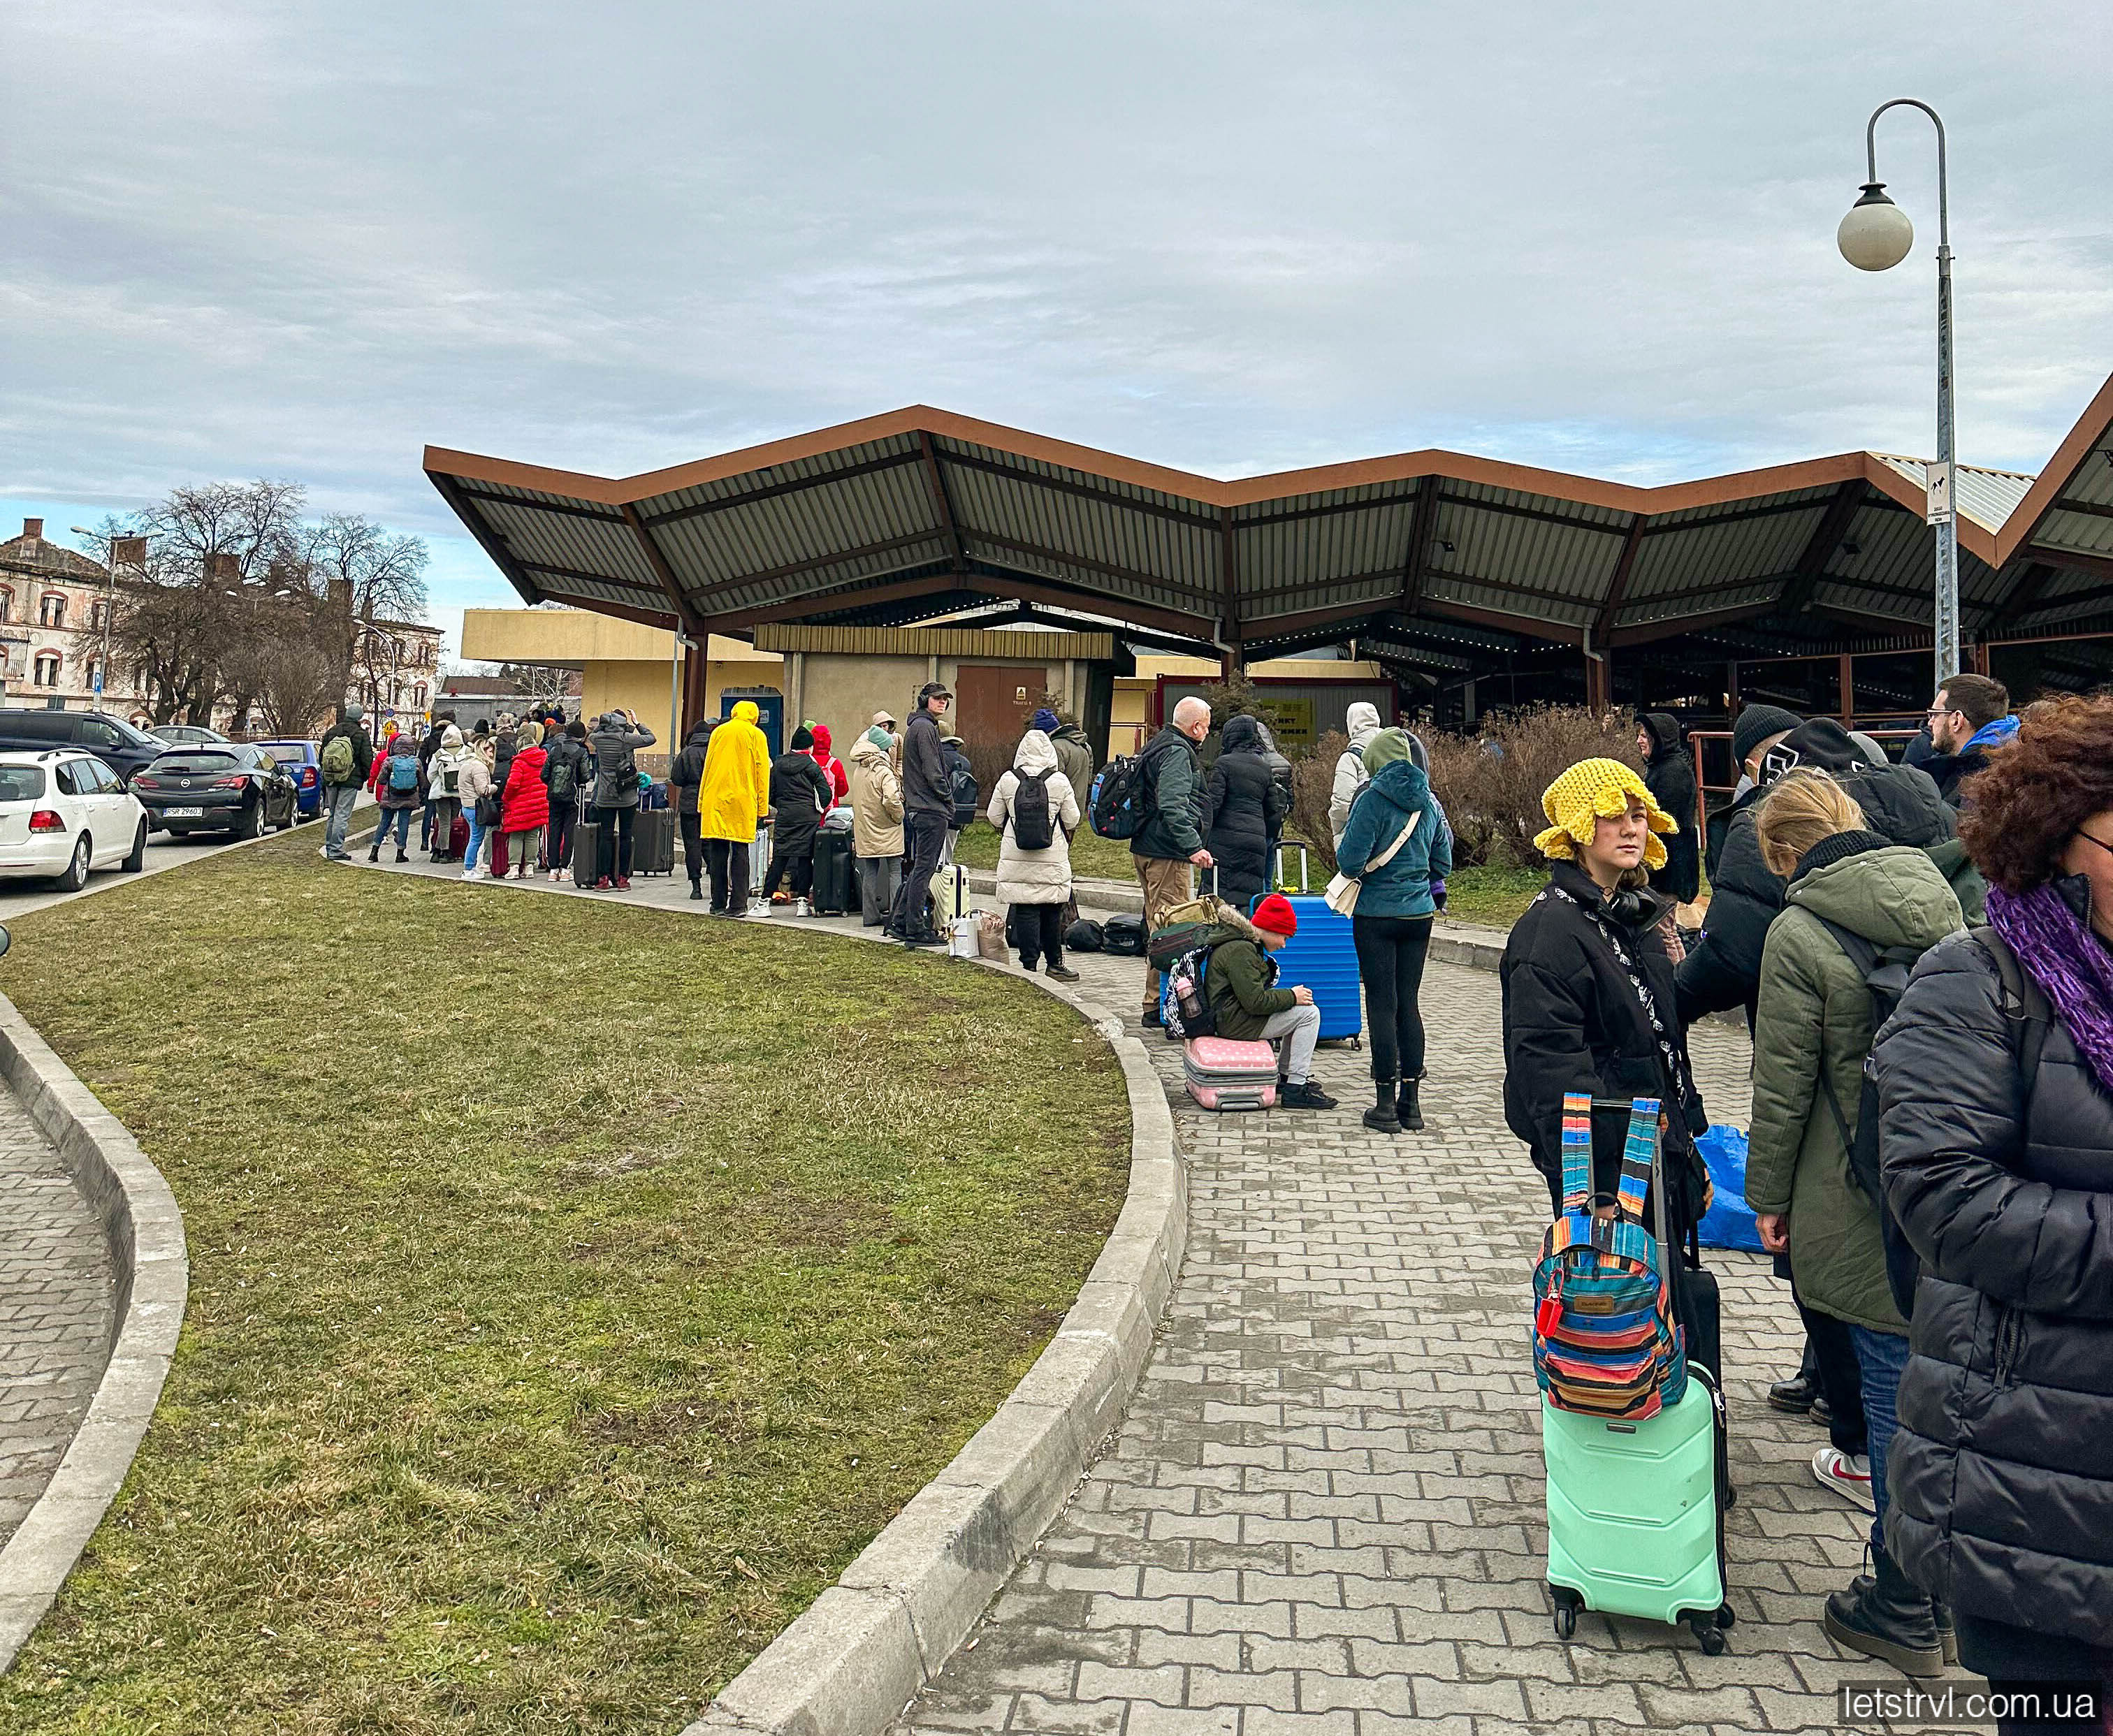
[763,727,834,903]
[1500,758,1708,1225]
[1637,711,1699,906]
[1872,695,2113,1711]
[1202,713,1288,909]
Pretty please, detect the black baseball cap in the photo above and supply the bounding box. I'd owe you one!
[919,682,952,703]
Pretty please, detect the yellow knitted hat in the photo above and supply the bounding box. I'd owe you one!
[1534,757,1676,869]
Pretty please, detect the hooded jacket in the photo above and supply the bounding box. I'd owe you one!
[1639,712,1701,905]
[767,749,833,858]
[1924,714,2019,809]
[806,724,849,805]
[540,731,590,812]
[1130,724,1205,862]
[1049,722,1094,818]
[1200,907,1300,1041]
[427,727,478,805]
[1502,859,1710,1218]
[699,701,771,842]
[1336,757,1452,919]
[588,715,656,810]
[1873,880,2113,1649]
[847,727,903,859]
[500,743,550,832]
[986,729,1081,906]
[1744,834,1963,1333]
[1202,715,1288,907]
[668,720,715,818]
[375,737,423,810]
[902,708,951,819]
[1676,717,1973,1027]
[1329,701,1386,845]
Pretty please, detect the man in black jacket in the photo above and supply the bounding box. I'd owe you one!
[318,703,375,861]
[1133,695,1214,1024]
[888,683,954,947]
[668,717,715,899]
[1637,712,1699,907]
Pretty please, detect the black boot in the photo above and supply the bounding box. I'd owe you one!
[1363,1080,1400,1134]
[1395,1074,1425,1132]
[368,843,380,862]
[689,879,704,901]
[1771,1339,1822,1413]
[1824,1552,1943,1677]
[395,849,408,863]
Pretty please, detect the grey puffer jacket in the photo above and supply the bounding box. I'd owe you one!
[589,715,656,809]
[1872,886,2113,1649]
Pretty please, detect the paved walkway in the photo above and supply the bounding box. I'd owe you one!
[0,1087,114,1549]
[342,845,1945,1730]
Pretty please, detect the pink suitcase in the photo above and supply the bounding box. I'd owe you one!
[1184,1037,1279,1111]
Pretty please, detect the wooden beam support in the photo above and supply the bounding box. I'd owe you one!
[428,469,546,608]
[639,448,924,527]
[685,529,947,608]
[1219,507,1240,656]
[456,486,627,525]
[695,567,1219,643]
[1402,473,1441,614]
[1591,513,1649,641]
[937,448,1221,531]
[1607,599,1780,648]
[918,430,966,573]
[620,502,708,636]
[966,527,1221,606]
[1984,560,2058,622]
[1776,481,1869,617]
[2029,544,2113,584]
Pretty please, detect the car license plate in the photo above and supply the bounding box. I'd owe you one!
[164,806,204,817]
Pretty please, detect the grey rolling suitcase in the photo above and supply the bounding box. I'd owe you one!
[634,808,676,876]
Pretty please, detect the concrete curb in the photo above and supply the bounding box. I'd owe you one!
[683,949,1185,1736]
[0,994,187,1673]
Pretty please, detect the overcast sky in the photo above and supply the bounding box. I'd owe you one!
[4,1,2108,656]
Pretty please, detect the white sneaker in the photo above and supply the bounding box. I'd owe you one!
[461,866,481,881]
[1812,1446,1875,1512]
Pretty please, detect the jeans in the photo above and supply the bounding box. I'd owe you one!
[1258,1002,1322,1085]
[463,808,491,872]
[893,811,947,936]
[859,854,901,926]
[680,811,702,884]
[324,783,359,855]
[1849,1324,1911,1558]
[764,846,814,899]
[705,838,750,914]
[1352,913,1433,1083]
[595,804,635,880]
[1015,902,1066,970]
[370,807,412,852]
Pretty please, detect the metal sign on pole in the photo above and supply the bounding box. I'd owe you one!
[1924,460,1954,525]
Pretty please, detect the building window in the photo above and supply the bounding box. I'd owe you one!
[0,590,11,624]
[413,683,427,709]
[38,594,65,629]
[86,658,105,692]
[89,600,108,632]
[33,652,60,688]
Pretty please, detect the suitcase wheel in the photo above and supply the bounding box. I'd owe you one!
[1690,1617,1727,1656]
[1715,1602,1736,1630]
[1549,1585,1581,1642]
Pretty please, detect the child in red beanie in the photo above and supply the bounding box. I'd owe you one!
[1203,894,1335,1109]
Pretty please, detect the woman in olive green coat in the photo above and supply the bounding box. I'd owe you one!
[1743,768,1964,1675]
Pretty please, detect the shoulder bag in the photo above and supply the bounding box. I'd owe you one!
[1324,809,1417,917]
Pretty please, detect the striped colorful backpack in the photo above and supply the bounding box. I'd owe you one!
[1531,1093,1687,1420]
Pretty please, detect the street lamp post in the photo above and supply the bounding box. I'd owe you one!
[71,525,123,713]
[1836,98,1959,684]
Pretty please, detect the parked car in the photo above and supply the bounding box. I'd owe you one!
[0,710,164,786]
[147,723,230,747]
[131,744,298,840]
[0,750,148,890]
[257,740,323,819]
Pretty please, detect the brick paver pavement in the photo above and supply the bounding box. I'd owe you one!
[890,947,1952,1736]
[0,1086,114,1549]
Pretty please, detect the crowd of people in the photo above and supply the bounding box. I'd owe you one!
[1497,681,2112,1719]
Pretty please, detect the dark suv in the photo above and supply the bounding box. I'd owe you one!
[0,710,164,785]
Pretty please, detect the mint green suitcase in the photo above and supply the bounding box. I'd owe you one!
[1544,1364,1732,1651]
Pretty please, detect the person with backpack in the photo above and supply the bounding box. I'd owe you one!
[1328,701,1387,846]
[588,709,656,890]
[668,716,716,900]
[848,720,904,928]
[1637,712,1700,907]
[366,731,423,863]
[317,702,375,862]
[805,722,849,807]
[987,726,1082,981]
[1743,768,1963,1677]
[541,718,590,878]
[889,683,954,947]
[1036,707,1095,821]
[1128,695,1214,1023]
[937,731,978,868]
[1202,713,1287,910]
[763,726,834,907]
[419,710,455,853]
[498,722,550,881]
[1199,893,1334,1109]
[1335,728,1452,1135]
[456,729,496,882]
[699,699,771,917]
[1872,695,2113,1714]
[425,722,473,863]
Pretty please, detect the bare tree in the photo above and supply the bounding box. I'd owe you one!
[303,513,430,706]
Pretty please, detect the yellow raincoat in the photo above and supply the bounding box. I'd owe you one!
[700,701,771,842]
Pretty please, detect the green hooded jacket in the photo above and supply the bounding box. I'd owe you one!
[1743,832,1963,1333]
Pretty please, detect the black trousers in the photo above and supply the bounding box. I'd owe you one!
[1351,913,1433,1084]
[680,811,702,884]
[593,804,636,880]
[1015,903,1066,969]
[892,811,947,936]
[1796,1288,1869,1454]
[705,838,750,914]
[764,845,814,898]
[547,800,575,870]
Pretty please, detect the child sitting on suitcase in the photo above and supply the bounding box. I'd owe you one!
[1203,894,1335,1109]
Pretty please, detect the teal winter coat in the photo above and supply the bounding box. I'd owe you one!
[1335,759,1451,918]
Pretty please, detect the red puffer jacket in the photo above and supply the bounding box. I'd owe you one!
[502,745,550,831]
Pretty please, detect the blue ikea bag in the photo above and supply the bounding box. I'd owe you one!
[1694,1125,1764,1253]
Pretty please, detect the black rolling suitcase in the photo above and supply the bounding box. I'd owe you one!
[572,822,603,887]
[812,830,854,916]
[634,808,676,876]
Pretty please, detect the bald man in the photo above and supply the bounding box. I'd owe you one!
[1132,694,1214,1025]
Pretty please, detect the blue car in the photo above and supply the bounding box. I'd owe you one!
[259,740,323,819]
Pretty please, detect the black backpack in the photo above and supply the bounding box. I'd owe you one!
[1090,743,1163,840]
[1100,914,1148,957]
[1011,768,1054,851]
[947,756,978,829]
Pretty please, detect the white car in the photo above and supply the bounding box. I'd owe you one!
[0,750,149,889]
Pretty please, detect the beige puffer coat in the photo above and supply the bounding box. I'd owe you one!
[848,728,903,859]
[987,729,1080,906]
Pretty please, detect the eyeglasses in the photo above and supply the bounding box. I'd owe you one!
[1924,705,1959,721]
[2078,828,2113,856]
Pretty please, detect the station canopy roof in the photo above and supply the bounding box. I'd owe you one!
[426,372,2113,679]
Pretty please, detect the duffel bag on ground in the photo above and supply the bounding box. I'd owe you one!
[1066,918,1104,953]
[1100,914,1147,956]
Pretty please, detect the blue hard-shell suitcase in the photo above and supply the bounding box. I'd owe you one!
[1251,892,1362,1044]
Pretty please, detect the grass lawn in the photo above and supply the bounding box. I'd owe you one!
[1440,866,1549,930]
[0,832,1129,1735]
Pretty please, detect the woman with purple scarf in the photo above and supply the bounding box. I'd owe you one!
[1873,694,2113,1731]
